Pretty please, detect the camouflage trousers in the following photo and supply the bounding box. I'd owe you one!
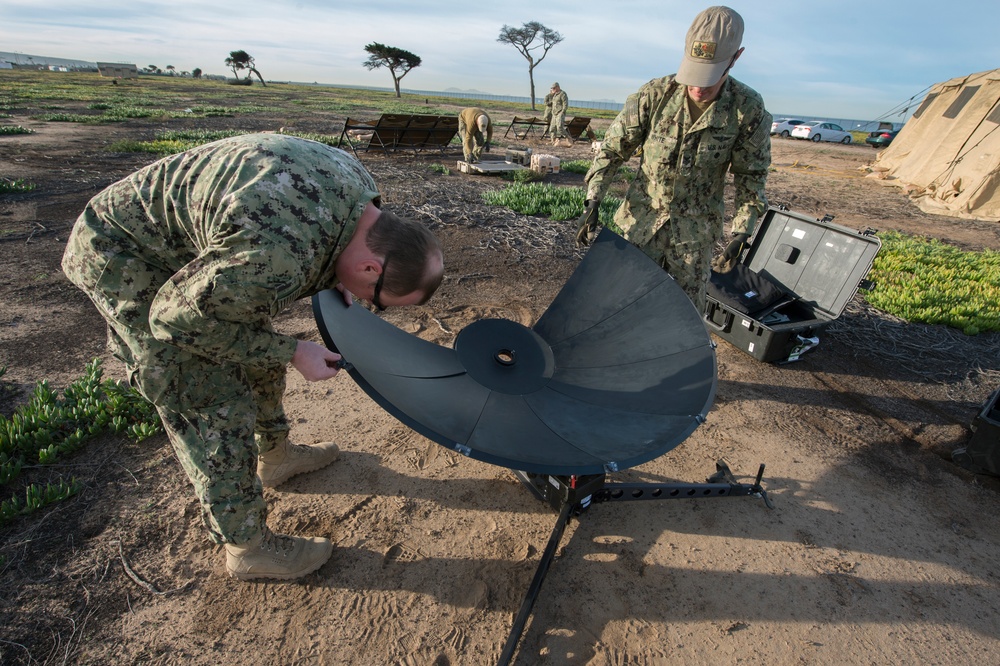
[631,224,713,313]
[457,118,485,163]
[547,112,567,139]
[62,207,289,545]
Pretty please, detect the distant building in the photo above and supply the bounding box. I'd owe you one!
[0,61,12,70]
[97,62,138,79]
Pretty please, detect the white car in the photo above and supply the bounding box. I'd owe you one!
[791,121,853,144]
[771,118,805,137]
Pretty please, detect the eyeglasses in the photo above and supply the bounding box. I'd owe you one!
[372,255,389,311]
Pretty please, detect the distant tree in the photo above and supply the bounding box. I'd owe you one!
[166,65,176,76]
[146,64,159,74]
[363,42,421,98]
[192,68,202,79]
[497,22,564,111]
[224,50,266,86]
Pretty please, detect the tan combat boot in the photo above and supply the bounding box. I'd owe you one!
[257,440,340,488]
[225,527,333,581]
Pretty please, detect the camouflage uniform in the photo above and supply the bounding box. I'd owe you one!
[585,75,771,311]
[548,88,569,139]
[62,134,379,544]
[458,107,493,163]
[541,92,554,126]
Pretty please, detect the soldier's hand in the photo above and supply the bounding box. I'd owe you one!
[483,141,491,153]
[335,282,354,306]
[723,232,749,261]
[575,199,601,246]
[292,340,342,381]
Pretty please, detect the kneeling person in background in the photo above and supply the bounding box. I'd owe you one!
[458,107,493,163]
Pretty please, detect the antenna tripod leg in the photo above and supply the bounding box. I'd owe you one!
[497,499,575,666]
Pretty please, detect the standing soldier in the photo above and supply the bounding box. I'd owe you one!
[576,6,771,312]
[541,89,554,136]
[546,82,569,146]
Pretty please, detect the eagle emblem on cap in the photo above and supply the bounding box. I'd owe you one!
[690,41,717,60]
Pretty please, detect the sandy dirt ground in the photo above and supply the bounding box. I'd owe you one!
[2,77,1000,665]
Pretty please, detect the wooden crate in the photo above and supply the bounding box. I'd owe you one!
[505,147,532,165]
[530,154,561,174]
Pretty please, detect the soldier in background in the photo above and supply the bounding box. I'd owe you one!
[576,5,771,312]
[62,134,444,582]
[541,89,554,131]
[458,107,493,163]
[546,82,569,145]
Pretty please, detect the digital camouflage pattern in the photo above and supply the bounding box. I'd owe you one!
[62,133,379,543]
[458,107,493,163]
[585,75,771,310]
[547,88,569,139]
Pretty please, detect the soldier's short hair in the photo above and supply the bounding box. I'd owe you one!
[365,210,443,303]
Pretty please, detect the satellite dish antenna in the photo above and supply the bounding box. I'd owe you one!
[313,228,771,665]
[313,229,717,474]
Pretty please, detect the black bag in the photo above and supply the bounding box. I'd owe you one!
[707,263,788,316]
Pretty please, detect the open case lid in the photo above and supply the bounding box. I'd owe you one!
[745,207,882,319]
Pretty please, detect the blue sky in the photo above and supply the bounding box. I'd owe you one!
[2,0,998,123]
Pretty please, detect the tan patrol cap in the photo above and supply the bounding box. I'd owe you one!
[675,6,744,87]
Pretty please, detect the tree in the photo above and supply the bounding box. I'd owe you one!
[166,65,175,76]
[224,50,266,86]
[497,22,563,111]
[363,42,421,98]
[192,68,202,79]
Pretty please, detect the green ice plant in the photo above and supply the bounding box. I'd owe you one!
[0,480,81,522]
[0,177,36,193]
[482,182,623,234]
[863,230,1000,334]
[0,124,34,135]
[0,359,163,525]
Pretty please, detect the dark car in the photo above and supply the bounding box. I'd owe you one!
[866,129,899,148]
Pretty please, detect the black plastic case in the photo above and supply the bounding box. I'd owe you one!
[953,386,1000,476]
[704,207,881,362]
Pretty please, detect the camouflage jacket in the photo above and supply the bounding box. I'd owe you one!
[79,133,379,369]
[459,107,493,144]
[551,90,569,116]
[585,75,771,246]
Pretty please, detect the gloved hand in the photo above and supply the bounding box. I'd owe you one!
[723,232,749,261]
[575,199,601,246]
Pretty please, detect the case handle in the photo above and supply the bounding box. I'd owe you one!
[703,308,734,333]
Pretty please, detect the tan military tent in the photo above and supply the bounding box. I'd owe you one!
[869,68,1000,222]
